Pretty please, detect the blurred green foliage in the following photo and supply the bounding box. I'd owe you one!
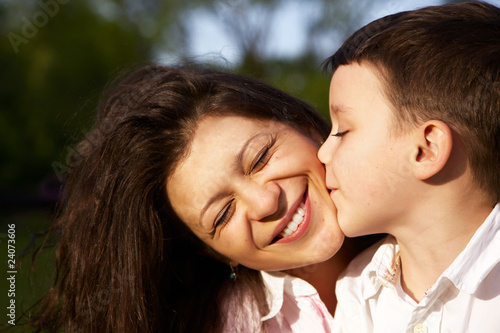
[1,1,150,194]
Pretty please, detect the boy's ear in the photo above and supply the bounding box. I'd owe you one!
[411,120,453,180]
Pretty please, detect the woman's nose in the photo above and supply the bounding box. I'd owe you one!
[241,181,281,222]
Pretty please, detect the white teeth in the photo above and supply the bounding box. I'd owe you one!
[278,203,306,238]
[292,214,303,223]
[288,221,299,231]
[297,207,305,216]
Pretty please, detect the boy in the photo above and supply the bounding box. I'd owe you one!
[318,2,500,332]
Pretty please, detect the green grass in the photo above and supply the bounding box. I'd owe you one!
[0,209,57,332]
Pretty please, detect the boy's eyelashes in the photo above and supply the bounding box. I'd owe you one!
[331,130,348,138]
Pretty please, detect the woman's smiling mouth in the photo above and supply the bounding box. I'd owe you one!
[271,189,310,244]
[278,202,305,238]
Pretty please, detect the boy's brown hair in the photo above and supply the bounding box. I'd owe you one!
[324,1,500,203]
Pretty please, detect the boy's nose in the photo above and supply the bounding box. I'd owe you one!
[318,136,334,165]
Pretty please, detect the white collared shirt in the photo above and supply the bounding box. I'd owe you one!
[333,203,500,333]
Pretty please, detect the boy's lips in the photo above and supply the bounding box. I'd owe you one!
[325,181,337,191]
[269,188,309,244]
[326,182,338,195]
[328,188,338,202]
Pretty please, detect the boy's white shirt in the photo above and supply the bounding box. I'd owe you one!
[333,203,500,333]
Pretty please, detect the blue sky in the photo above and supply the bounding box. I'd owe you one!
[186,0,500,65]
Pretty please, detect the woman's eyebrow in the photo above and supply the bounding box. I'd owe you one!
[235,132,269,168]
[198,132,270,227]
[199,191,227,228]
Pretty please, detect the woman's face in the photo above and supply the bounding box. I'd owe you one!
[167,115,344,271]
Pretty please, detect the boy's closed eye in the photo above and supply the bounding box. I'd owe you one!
[332,131,348,138]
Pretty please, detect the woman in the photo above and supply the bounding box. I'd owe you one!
[32,64,359,332]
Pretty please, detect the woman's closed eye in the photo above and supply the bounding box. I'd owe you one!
[211,199,235,236]
[211,139,275,236]
[249,144,272,173]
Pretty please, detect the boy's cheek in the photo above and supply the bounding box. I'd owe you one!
[323,165,336,188]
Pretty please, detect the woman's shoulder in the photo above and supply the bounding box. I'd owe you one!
[220,279,264,332]
[261,271,335,332]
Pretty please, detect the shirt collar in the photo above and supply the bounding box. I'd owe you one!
[363,236,400,299]
[363,203,500,299]
[441,203,500,294]
[260,271,318,321]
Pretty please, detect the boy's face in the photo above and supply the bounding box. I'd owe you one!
[318,63,416,237]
